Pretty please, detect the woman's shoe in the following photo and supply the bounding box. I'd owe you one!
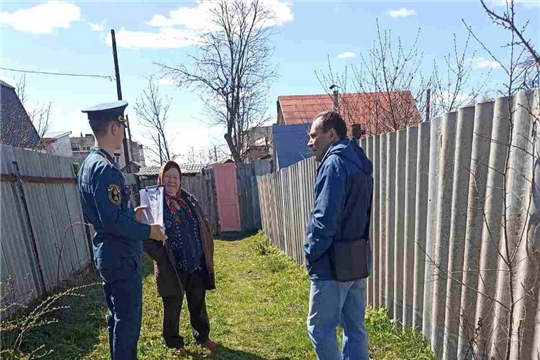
[201,340,217,351]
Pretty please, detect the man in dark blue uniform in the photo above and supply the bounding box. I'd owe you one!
[77,101,167,360]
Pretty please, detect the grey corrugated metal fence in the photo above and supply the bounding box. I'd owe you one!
[257,89,540,360]
[1,145,92,305]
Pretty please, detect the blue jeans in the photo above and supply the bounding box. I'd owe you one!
[307,279,369,360]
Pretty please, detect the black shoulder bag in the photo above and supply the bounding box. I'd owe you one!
[330,176,373,282]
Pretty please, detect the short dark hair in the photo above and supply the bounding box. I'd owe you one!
[89,119,121,139]
[316,111,348,139]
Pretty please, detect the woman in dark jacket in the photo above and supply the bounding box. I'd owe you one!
[143,161,216,356]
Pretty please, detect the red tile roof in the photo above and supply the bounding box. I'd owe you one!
[277,91,421,136]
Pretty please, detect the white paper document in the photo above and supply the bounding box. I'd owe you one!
[139,185,165,227]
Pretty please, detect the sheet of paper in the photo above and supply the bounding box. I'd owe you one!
[139,185,165,227]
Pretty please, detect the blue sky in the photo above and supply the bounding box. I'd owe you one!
[1,0,539,163]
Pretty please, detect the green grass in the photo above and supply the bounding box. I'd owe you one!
[2,233,435,359]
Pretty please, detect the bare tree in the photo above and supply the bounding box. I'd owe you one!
[317,20,492,133]
[182,143,229,165]
[430,33,492,117]
[134,76,177,165]
[156,0,277,163]
[317,20,425,136]
[14,74,52,150]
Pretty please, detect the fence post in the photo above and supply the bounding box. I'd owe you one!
[12,161,47,297]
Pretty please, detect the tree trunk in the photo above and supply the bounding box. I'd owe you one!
[224,133,242,163]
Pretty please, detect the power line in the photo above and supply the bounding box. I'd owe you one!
[0,67,114,81]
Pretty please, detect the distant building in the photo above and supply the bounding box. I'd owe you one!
[136,163,207,187]
[242,125,273,163]
[70,133,146,170]
[272,123,312,171]
[0,80,40,149]
[42,130,72,157]
[277,91,421,137]
[272,91,421,170]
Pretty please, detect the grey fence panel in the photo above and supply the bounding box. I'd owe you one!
[394,129,407,326]
[1,146,92,306]
[386,132,397,318]
[431,111,458,357]
[413,121,430,330]
[475,96,512,356]
[378,134,388,309]
[457,101,494,358]
[403,125,418,329]
[511,91,540,360]
[372,135,381,309]
[256,89,540,359]
[442,107,475,360]
[0,180,42,303]
[423,115,443,341]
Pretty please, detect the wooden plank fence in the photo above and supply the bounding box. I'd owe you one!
[237,159,272,233]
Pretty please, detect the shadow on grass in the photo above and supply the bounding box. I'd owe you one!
[190,344,274,360]
[217,230,259,241]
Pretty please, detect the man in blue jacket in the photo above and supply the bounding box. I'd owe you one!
[305,111,373,360]
[77,101,167,360]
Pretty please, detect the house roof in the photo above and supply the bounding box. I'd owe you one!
[0,80,14,89]
[0,80,40,149]
[136,163,207,176]
[242,145,271,161]
[277,91,421,136]
[43,130,72,139]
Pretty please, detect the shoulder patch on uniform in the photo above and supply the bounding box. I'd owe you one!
[108,184,121,205]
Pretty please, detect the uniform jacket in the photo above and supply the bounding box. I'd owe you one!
[77,147,151,283]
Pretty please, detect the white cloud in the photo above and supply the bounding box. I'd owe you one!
[470,57,502,69]
[88,20,105,32]
[113,0,293,50]
[105,27,201,50]
[337,51,356,59]
[387,8,416,18]
[490,0,540,8]
[0,1,81,34]
[148,0,293,30]
[158,78,176,86]
[434,91,473,108]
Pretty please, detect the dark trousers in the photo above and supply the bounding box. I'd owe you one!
[101,260,142,360]
[162,270,210,349]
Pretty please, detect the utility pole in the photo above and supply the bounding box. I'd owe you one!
[158,135,163,165]
[425,88,431,122]
[111,29,131,171]
[125,114,133,162]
